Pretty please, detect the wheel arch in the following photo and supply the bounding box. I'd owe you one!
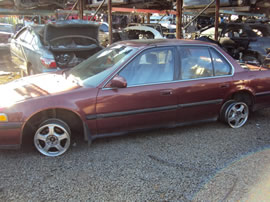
[21,107,87,145]
[226,89,255,108]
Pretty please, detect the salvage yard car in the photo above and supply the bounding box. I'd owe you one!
[10,20,102,75]
[1,39,270,157]
[197,23,270,67]
[0,0,69,9]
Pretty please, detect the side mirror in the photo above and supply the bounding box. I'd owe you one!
[266,48,270,54]
[107,75,127,88]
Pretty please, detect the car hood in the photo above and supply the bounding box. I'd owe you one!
[0,73,80,108]
[44,20,100,45]
[123,26,164,39]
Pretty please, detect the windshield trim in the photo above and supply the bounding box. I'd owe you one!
[67,44,141,88]
[96,46,144,88]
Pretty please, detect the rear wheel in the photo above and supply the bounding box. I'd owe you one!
[34,119,71,157]
[221,101,249,128]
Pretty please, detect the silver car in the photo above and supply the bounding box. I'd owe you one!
[10,20,102,75]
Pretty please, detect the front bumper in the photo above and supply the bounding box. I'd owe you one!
[0,122,23,149]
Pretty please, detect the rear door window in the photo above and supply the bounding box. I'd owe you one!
[24,31,34,44]
[178,46,213,80]
[16,29,27,41]
[210,48,232,76]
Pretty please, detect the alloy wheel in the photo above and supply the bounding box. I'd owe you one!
[34,123,70,157]
[226,102,249,128]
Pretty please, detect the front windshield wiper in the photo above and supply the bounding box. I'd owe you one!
[66,73,82,86]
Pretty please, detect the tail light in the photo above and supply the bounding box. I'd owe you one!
[40,57,57,69]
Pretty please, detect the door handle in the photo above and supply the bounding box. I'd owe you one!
[220,83,230,88]
[160,90,173,96]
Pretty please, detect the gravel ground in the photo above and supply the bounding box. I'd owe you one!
[1,51,270,201]
[0,109,270,201]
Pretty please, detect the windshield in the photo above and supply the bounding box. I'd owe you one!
[0,25,13,33]
[67,44,138,87]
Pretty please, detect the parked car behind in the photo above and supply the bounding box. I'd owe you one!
[98,22,122,47]
[127,23,167,37]
[197,23,270,67]
[122,25,164,40]
[10,20,102,75]
[99,23,164,47]
[1,39,270,157]
[0,23,14,44]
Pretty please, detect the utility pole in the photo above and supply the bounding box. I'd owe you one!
[147,13,151,23]
[79,0,84,20]
[108,0,113,45]
[176,0,183,39]
[215,0,220,41]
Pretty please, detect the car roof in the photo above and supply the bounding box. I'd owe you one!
[115,39,217,47]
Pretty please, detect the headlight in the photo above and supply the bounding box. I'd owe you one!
[0,113,8,122]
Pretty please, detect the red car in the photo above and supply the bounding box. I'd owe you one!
[1,39,270,157]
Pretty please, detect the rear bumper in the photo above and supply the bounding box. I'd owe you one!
[0,122,23,149]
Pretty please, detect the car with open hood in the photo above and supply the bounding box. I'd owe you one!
[2,39,270,157]
[99,24,164,47]
[10,20,102,75]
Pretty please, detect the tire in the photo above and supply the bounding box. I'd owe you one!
[34,119,71,157]
[221,101,249,128]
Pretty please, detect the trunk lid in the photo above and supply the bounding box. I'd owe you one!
[44,20,99,45]
[42,20,102,69]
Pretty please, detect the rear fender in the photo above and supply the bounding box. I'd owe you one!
[224,86,255,103]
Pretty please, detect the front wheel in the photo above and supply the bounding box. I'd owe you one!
[34,119,71,157]
[220,101,249,128]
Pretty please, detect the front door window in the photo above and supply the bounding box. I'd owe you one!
[119,47,175,86]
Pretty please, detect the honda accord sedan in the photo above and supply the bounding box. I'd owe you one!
[1,39,270,157]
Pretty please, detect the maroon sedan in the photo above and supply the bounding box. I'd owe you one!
[1,39,270,157]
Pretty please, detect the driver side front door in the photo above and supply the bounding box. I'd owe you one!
[95,47,179,135]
